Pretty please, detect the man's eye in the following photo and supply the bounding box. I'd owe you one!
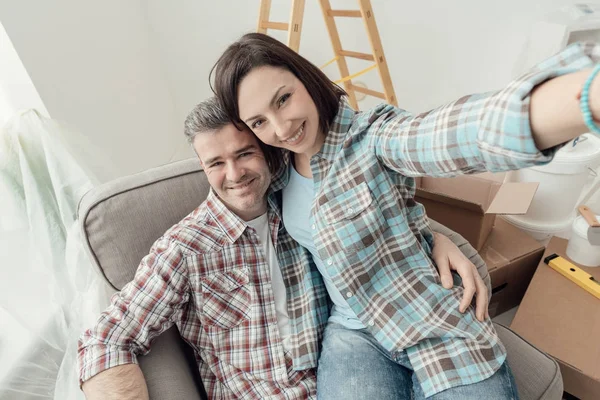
[210,162,223,168]
[239,152,252,158]
[277,93,290,107]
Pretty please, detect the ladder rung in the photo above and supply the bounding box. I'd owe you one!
[339,50,374,61]
[349,84,386,100]
[260,21,290,30]
[328,10,361,18]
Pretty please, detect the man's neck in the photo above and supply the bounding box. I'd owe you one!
[237,204,268,222]
[244,211,268,223]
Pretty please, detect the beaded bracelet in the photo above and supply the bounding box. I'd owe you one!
[580,64,600,134]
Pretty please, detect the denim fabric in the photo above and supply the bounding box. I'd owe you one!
[317,323,519,400]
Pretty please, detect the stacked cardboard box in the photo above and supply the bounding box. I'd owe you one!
[416,174,539,250]
[479,218,545,317]
[511,237,600,399]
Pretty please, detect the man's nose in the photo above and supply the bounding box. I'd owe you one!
[226,162,246,182]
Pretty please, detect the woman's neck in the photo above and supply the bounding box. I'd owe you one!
[293,152,313,178]
[292,129,326,178]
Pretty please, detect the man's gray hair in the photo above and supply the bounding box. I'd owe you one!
[183,97,231,143]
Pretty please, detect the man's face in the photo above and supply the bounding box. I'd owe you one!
[193,124,271,221]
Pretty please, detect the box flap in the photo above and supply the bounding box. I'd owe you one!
[479,244,510,273]
[417,176,500,213]
[486,182,539,215]
[481,218,544,272]
[473,171,506,183]
[415,189,485,213]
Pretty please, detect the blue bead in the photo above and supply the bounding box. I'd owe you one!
[580,65,600,135]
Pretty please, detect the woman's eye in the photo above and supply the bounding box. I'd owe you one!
[277,93,290,107]
[251,119,264,129]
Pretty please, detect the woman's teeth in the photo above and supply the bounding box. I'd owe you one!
[285,123,304,143]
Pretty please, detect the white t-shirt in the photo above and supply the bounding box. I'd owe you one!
[246,213,292,351]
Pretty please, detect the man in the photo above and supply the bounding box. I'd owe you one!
[78,97,488,399]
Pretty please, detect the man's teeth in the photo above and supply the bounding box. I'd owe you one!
[231,179,253,189]
[285,124,304,143]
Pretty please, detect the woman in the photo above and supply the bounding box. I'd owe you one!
[212,33,598,399]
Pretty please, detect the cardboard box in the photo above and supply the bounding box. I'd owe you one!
[416,175,539,250]
[479,218,545,318]
[511,237,600,399]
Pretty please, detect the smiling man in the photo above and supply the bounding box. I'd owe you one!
[78,97,324,399]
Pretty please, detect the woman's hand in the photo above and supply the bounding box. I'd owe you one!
[431,232,489,322]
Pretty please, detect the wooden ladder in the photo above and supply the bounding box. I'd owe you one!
[256,0,397,110]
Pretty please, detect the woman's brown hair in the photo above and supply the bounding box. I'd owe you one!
[211,33,346,136]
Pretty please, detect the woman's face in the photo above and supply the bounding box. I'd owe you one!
[237,65,323,157]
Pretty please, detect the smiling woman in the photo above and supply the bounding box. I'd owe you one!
[237,66,323,163]
[211,32,600,400]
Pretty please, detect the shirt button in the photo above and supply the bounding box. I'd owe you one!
[311,224,316,230]
[346,292,352,298]
[327,260,333,266]
[368,320,375,326]
[347,207,353,214]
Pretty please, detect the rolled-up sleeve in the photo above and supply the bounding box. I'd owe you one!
[77,237,190,385]
[367,42,600,177]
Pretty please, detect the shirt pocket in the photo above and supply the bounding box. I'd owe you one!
[319,182,387,253]
[200,268,252,329]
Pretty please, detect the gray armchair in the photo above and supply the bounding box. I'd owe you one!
[78,158,563,400]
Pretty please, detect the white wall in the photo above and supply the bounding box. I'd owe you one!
[0,22,48,126]
[144,0,259,160]
[0,0,589,180]
[147,0,582,131]
[0,0,181,182]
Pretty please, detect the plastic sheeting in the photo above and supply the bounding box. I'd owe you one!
[0,110,114,399]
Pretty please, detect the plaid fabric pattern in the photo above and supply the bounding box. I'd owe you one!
[77,190,326,399]
[271,42,599,397]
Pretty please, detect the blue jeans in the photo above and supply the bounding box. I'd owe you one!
[317,322,519,400]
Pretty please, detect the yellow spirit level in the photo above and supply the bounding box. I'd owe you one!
[544,254,600,300]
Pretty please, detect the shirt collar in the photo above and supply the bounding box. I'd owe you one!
[314,99,357,162]
[205,189,248,243]
[205,188,283,243]
[270,151,291,193]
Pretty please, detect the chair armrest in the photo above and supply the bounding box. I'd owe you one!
[494,323,563,400]
[138,326,207,400]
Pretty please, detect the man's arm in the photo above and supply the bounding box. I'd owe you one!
[82,364,149,400]
[78,237,190,397]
